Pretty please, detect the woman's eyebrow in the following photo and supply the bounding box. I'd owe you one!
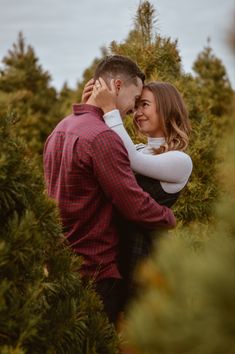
[140,98,151,103]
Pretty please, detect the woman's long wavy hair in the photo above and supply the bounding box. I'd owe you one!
[135,81,191,154]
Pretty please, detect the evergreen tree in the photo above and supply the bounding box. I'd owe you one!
[0,114,119,354]
[0,32,62,155]
[58,81,76,117]
[110,1,182,82]
[193,41,233,117]
[165,74,219,223]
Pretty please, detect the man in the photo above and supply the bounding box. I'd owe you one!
[43,55,176,324]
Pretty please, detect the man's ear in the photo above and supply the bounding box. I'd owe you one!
[115,79,122,93]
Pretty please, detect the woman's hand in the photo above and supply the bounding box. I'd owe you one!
[93,77,117,113]
[81,78,94,103]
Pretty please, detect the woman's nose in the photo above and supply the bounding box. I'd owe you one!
[134,107,142,118]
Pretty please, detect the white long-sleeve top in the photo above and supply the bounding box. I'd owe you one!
[103,109,193,194]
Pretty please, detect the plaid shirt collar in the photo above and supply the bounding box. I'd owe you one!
[72,104,104,118]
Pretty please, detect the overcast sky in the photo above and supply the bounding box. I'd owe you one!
[1,0,235,90]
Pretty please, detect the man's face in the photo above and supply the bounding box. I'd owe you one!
[116,77,143,119]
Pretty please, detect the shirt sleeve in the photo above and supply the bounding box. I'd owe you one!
[91,130,176,230]
[103,110,193,185]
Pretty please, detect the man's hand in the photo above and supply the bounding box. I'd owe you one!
[81,78,94,103]
[93,77,117,114]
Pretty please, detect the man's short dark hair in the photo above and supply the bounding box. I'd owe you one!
[94,55,145,86]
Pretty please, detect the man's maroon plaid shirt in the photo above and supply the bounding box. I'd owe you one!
[43,104,176,281]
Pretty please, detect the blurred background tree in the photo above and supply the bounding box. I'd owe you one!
[0,32,62,155]
[126,96,235,354]
[193,39,233,117]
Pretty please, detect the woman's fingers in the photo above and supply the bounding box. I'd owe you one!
[82,91,92,102]
[82,77,117,104]
[84,85,94,94]
[82,88,93,103]
[92,77,117,113]
[86,78,95,86]
[98,77,116,95]
[84,78,95,92]
[82,78,94,103]
[98,77,107,89]
[110,79,116,94]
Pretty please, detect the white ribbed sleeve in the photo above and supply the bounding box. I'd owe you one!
[103,109,193,193]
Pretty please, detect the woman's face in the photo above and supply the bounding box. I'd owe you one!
[134,88,164,137]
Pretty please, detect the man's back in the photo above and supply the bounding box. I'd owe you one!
[44,104,121,280]
[44,104,175,281]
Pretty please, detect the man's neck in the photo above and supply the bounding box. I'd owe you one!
[86,97,97,107]
[86,97,118,115]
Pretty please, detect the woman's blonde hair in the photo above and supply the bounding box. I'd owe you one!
[135,81,191,154]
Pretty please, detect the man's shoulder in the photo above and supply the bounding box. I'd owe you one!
[53,111,125,148]
[54,112,108,136]
[91,127,124,146]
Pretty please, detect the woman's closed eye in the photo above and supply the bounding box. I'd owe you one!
[135,102,149,110]
[141,102,150,108]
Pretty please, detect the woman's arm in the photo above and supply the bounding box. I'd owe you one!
[104,109,193,184]
[89,77,193,187]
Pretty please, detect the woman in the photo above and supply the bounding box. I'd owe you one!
[83,78,193,307]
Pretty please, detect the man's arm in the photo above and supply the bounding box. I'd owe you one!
[91,130,176,230]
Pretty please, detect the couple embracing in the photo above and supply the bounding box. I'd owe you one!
[43,55,192,325]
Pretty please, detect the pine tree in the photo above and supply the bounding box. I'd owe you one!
[58,82,76,117]
[0,114,119,354]
[193,40,233,117]
[110,1,182,82]
[0,32,62,155]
